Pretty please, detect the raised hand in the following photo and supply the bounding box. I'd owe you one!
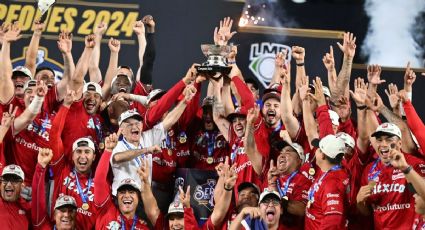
[178,185,191,208]
[227,45,237,63]
[63,88,78,108]
[133,20,145,36]
[85,34,96,48]
[322,46,335,72]
[36,80,48,97]
[246,104,260,126]
[93,21,108,36]
[384,83,400,110]
[364,93,383,112]
[299,75,310,101]
[349,77,368,106]
[291,46,305,63]
[337,32,356,58]
[309,77,326,106]
[267,159,279,187]
[389,148,408,170]
[3,22,22,42]
[223,162,237,190]
[147,145,161,153]
[57,29,73,54]
[108,37,121,53]
[38,148,53,168]
[403,62,416,92]
[367,64,385,85]
[105,132,120,152]
[214,17,237,45]
[1,104,18,130]
[33,19,45,35]
[137,158,150,184]
[142,15,155,33]
[0,23,6,44]
[183,64,199,85]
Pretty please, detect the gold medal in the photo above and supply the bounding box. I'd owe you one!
[168,149,173,156]
[207,157,214,164]
[179,132,187,143]
[99,142,105,150]
[309,167,315,176]
[82,203,89,210]
[368,180,377,189]
[282,196,288,200]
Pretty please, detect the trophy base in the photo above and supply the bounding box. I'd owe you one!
[196,65,232,77]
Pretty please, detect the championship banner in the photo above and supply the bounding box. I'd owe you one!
[175,168,218,225]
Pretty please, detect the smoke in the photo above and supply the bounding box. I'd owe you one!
[362,0,425,68]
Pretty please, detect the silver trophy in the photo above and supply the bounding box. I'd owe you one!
[37,0,55,22]
[196,44,233,78]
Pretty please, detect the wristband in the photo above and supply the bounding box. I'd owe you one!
[402,165,413,174]
[357,105,367,110]
[28,95,44,114]
[224,184,233,191]
[296,62,305,67]
[128,94,148,106]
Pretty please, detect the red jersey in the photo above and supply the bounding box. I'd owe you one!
[293,120,313,162]
[0,197,30,230]
[274,171,311,230]
[191,130,229,170]
[96,205,149,230]
[361,154,425,230]
[413,214,425,230]
[305,168,350,230]
[62,100,104,157]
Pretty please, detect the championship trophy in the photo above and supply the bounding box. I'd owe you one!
[37,0,56,22]
[196,44,233,79]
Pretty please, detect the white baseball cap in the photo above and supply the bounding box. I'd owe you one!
[83,82,102,97]
[259,190,281,204]
[336,132,355,149]
[275,140,305,162]
[23,80,37,92]
[12,66,33,79]
[312,134,346,159]
[1,164,25,181]
[328,110,340,126]
[118,110,142,126]
[72,137,96,152]
[322,86,331,98]
[165,201,184,218]
[146,89,166,104]
[54,195,77,209]
[371,122,402,139]
[117,178,141,192]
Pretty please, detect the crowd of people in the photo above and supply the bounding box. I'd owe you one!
[0,12,425,230]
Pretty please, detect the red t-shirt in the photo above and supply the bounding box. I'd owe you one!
[62,100,104,157]
[190,130,229,170]
[305,168,350,230]
[361,154,425,230]
[0,197,30,230]
[95,203,149,230]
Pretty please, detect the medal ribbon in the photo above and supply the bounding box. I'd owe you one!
[205,132,215,157]
[276,171,298,198]
[368,158,381,182]
[308,165,341,204]
[73,169,93,204]
[122,138,144,167]
[120,215,138,230]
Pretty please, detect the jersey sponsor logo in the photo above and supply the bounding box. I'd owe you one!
[193,179,216,210]
[176,150,190,157]
[235,160,252,174]
[15,136,39,152]
[152,156,176,167]
[27,118,51,141]
[327,199,340,206]
[249,42,292,88]
[77,207,93,216]
[374,202,410,212]
[392,171,405,180]
[326,193,340,198]
[372,182,406,194]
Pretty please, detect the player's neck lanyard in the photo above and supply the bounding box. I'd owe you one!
[165,133,174,150]
[122,138,144,167]
[39,112,49,134]
[120,214,138,230]
[276,170,298,198]
[308,165,341,204]
[205,131,215,157]
[368,158,381,181]
[273,121,282,133]
[73,169,92,204]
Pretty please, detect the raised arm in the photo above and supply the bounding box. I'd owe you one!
[56,30,75,101]
[101,38,121,99]
[212,78,230,141]
[292,46,306,88]
[13,81,47,135]
[25,20,45,76]
[323,46,337,94]
[70,34,95,98]
[333,32,356,101]
[366,64,385,96]
[0,22,21,103]
[139,15,156,85]
[280,69,300,139]
[112,145,159,164]
[138,158,161,225]
[385,83,402,117]
[401,95,425,153]
[350,78,372,153]
[162,84,197,130]
[270,51,289,86]
[311,77,335,137]
[300,77,319,147]
[0,105,16,143]
[89,22,107,84]
[244,105,264,175]
[133,20,147,81]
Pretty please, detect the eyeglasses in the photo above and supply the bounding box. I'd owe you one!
[260,198,280,206]
[1,179,23,185]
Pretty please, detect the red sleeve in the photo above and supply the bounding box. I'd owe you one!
[338,118,357,140]
[202,216,220,230]
[94,150,112,207]
[184,207,199,229]
[178,82,201,128]
[144,80,186,129]
[320,214,346,230]
[133,81,149,96]
[232,77,255,112]
[42,86,61,114]
[31,164,52,229]
[403,100,425,153]
[49,106,70,177]
[316,105,334,138]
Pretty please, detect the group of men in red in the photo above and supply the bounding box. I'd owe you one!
[1,11,425,230]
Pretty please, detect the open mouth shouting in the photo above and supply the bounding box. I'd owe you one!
[15,82,25,89]
[266,110,276,122]
[265,208,276,222]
